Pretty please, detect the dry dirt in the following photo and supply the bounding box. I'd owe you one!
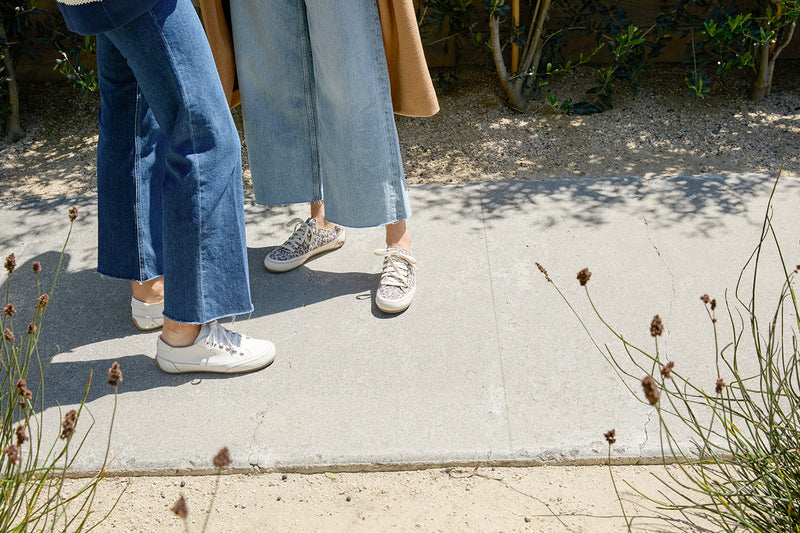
[61,464,718,532]
[5,63,799,531]
[2,62,799,203]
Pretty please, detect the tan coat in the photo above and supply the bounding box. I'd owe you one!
[198,0,439,117]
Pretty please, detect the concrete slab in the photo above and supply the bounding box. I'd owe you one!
[1,173,798,474]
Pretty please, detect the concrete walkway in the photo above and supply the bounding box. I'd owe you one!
[1,173,798,475]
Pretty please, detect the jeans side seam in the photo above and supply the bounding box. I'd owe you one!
[299,3,321,201]
[133,86,146,280]
[148,7,206,320]
[368,1,404,222]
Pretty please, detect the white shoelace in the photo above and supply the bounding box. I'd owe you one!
[280,218,315,252]
[204,321,243,355]
[374,248,417,288]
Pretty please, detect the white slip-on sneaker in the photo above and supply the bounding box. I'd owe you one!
[155,321,276,374]
[131,298,164,331]
[374,247,417,313]
[264,217,345,272]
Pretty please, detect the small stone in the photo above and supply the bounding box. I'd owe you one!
[524,516,532,523]
[241,503,247,509]
[180,480,186,488]
[281,474,288,481]
[346,496,352,502]
[276,496,281,501]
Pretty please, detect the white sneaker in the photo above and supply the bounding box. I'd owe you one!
[374,247,417,313]
[131,298,164,331]
[264,218,345,272]
[156,321,276,374]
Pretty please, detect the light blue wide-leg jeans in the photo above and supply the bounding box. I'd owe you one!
[95,0,253,324]
[230,0,412,228]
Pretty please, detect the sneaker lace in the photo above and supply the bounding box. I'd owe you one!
[205,321,244,355]
[374,248,417,288]
[280,218,315,252]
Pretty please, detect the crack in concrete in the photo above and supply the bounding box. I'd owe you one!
[248,411,267,469]
[639,409,655,455]
[642,216,679,316]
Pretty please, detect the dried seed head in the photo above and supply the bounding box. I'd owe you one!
[700,294,710,304]
[577,268,591,286]
[68,206,78,222]
[32,261,41,275]
[535,262,552,283]
[15,424,27,445]
[27,323,36,336]
[213,447,232,468]
[604,429,616,445]
[36,294,49,310]
[5,253,16,274]
[106,362,122,387]
[715,378,726,395]
[661,361,675,379]
[4,444,20,464]
[3,303,16,317]
[4,328,14,343]
[650,315,664,337]
[172,495,189,519]
[60,410,78,440]
[641,376,661,406]
[710,299,717,311]
[16,379,32,400]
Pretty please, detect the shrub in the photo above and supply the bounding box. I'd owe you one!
[2,207,120,532]
[538,172,800,531]
[0,0,96,141]
[423,1,799,113]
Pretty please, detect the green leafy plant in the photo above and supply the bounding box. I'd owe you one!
[537,172,800,531]
[1,0,97,140]
[2,206,121,532]
[487,0,674,114]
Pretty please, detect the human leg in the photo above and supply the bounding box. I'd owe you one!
[102,0,252,324]
[97,0,273,372]
[304,1,417,311]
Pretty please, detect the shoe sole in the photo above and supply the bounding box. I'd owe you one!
[376,292,415,314]
[264,234,346,273]
[156,346,277,374]
[132,316,164,331]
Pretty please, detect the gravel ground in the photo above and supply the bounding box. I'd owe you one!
[3,61,799,204]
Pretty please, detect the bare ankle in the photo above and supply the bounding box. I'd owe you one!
[160,319,202,348]
[131,277,164,304]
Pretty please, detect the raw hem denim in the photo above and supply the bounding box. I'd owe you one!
[95,0,253,324]
[231,0,412,229]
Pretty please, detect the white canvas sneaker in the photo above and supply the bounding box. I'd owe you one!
[156,321,276,374]
[264,217,345,272]
[131,298,164,331]
[374,247,417,313]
